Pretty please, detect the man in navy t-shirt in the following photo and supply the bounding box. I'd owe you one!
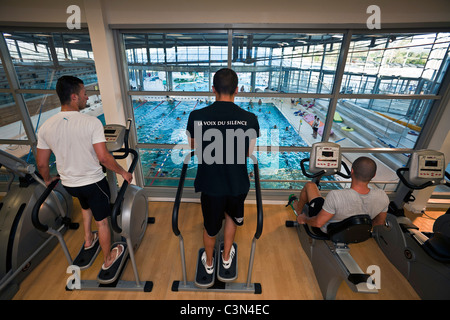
[186,68,260,280]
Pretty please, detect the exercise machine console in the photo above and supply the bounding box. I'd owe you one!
[309,142,341,174]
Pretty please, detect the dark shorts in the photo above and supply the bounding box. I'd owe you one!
[307,197,325,217]
[63,177,111,222]
[200,193,247,237]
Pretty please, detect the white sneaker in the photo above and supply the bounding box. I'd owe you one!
[201,251,214,275]
[221,245,235,270]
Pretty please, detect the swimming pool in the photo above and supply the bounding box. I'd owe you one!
[134,99,308,146]
[133,98,340,190]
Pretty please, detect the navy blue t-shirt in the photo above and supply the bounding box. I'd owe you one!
[186,101,260,196]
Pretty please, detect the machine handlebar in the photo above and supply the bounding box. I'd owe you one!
[396,167,436,190]
[445,171,450,188]
[31,178,60,233]
[300,158,351,180]
[172,152,264,240]
[110,122,138,234]
[300,158,325,179]
[171,151,194,237]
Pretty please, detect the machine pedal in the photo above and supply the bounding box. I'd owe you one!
[73,232,101,270]
[97,242,128,285]
[194,248,216,288]
[217,242,238,282]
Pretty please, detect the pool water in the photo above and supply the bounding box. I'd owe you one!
[134,99,308,146]
[133,99,340,190]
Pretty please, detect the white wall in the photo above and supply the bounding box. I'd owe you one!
[1,0,449,25]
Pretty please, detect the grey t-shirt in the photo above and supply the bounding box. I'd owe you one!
[321,187,389,233]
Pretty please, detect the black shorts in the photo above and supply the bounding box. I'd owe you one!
[307,197,325,217]
[200,193,247,237]
[63,177,111,222]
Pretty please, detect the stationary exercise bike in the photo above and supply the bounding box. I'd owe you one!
[0,149,76,299]
[286,142,379,300]
[373,149,450,299]
[171,152,263,294]
[32,120,153,292]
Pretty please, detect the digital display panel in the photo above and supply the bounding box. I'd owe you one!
[425,160,438,167]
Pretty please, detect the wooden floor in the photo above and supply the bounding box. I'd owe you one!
[12,199,443,301]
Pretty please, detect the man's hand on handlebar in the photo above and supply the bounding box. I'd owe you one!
[297,213,307,225]
[122,171,133,184]
[44,176,60,187]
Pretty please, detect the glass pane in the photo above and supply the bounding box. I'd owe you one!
[0,53,7,89]
[132,95,326,147]
[4,31,97,89]
[329,98,437,168]
[343,32,450,95]
[232,32,342,94]
[139,148,347,190]
[0,93,29,142]
[25,92,103,133]
[0,144,58,181]
[133,95,205,144]
[124,32,228,92]
[0,145,30,182]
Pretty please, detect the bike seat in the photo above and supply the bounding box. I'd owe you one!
[327,214,373,244]
[422,232,450,263]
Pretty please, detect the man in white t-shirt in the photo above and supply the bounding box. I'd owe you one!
[36,76,132,270]
[292,156,389,233]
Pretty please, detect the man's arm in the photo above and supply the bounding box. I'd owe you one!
[189,137,195,149]
[93,142,133,184]
[36,148,53,185]
[297,208,334,228]
[248,138,257,157]
[372,211,387,227]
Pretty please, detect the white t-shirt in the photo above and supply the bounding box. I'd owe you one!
[321,187,389,233]
[37,111,106,187]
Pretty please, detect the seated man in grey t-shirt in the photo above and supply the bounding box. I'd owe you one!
[293,156,389,233]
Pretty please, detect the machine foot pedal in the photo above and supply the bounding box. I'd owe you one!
[97,242,128,285]
[217,242,238,282]
[195,248,216,289]
[73,231,101,270]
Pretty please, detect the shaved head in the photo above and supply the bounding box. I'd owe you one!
[352,156,377,182]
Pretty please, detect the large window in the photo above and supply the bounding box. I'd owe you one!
[124,32,228,92]
[0,30,99,174]
[231,32,342,94]
[118,29,450,194]
[331,32,450,169]
[2,28,449,197]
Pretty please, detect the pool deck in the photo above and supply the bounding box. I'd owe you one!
[274,98,398,188]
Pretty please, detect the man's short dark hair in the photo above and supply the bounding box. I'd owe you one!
[213,68,238,96]
[352,156,377,182]
[56,76,84,105]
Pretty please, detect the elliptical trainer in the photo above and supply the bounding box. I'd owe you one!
[0,149,76,299]
[32,119,153,292]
